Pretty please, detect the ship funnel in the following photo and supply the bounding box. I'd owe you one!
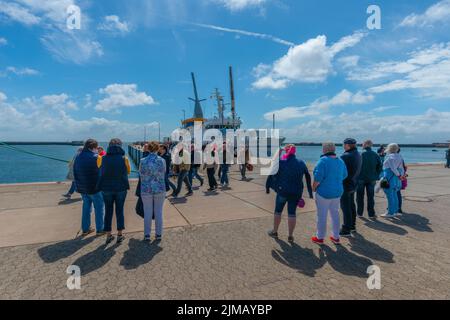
[229,66,236,124]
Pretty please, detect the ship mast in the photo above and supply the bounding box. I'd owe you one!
[211,88,225,126]
[189,72,206,119]
[229,66,236,127]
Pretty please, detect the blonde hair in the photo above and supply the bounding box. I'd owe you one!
[322,142,336,154]
[363,140,373,148]
[386,143,400,154]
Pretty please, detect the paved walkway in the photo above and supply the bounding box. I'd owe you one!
[0,165,450,299]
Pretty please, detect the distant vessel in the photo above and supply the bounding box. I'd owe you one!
[180,67,285,149]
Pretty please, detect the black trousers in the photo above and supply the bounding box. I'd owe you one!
[207,167,217,189]
[356,180,376,217]
[341,191,356,232]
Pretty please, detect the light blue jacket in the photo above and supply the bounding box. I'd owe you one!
[314,155,348,199]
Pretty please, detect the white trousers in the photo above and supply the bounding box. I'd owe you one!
[315,193,341,240]
[142,193,166,237]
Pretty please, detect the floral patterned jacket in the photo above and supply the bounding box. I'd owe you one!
[139,153,166,195]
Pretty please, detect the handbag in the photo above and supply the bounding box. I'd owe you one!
[135,196,155,220]
[380,174,394,189]
[297,198,306,208]
[246,164,254,171]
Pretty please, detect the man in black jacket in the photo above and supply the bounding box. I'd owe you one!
[357,140,382,219]
[340,138,362,236]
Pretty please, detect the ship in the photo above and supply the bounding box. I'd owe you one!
[180,66,286,151]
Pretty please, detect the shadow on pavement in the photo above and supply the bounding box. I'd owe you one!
[71,242,120,276]
[321,245,373,278]
[120,238,163,270]
[37,236,96,263]
[363,218,408,236]
[58,198,82,205]
[391,212,433,233]
[348,233,395,263]
[271,239,326,277]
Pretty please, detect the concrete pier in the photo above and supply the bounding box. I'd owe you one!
[0,164,449,299]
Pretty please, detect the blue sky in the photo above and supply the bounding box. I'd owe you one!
[0,0,450,143]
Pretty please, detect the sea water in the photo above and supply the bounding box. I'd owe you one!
[0,144,446,184]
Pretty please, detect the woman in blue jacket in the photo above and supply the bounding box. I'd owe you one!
[267,145,313,243]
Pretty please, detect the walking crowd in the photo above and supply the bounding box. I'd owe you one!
[68,137,412,246]
[69,138,251,244]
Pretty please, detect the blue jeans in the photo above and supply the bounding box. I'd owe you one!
[68,181,76,195]
[274,194,300,217]
[174,170,192,195]
[384,187,399,215]
[81,192,104,233]
[188,166,204,186]
[220,164,229,185]
[165,174,176,192]
[103,191,127,232]
[356,180,376,217]
[341,191,356,232]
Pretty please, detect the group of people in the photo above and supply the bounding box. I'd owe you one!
[446,147,450,169]
[68,138,253,244]
[266,139,408,245]
[68,136,411,246]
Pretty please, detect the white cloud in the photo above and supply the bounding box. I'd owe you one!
[41,32,104,65]
[0,92,158,141]
[348,43,450,98]
[373,106,399,113]
[214,0,267,11]
[0,37,7,46]
[265,89,374,121]
[1,1,103,64]
[95,84,156,112]
[400,0,450,27]
[0,1,41,25]
[252,32,365,89]
[98,15,130,34]
[282,109,450,144]
[194,23,294,46]
[338,55,360,69]
[4,66,39,76]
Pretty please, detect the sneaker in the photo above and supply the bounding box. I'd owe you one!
[288,236,295,243]
[311,236,324,245]
[339,230,352,237]
[369,215,378,220]
[62,193,72,198]
[155,235,162,241]
[267,230,278,239]
[105,235,115,245]
[171,193,179,198]
[330,236,341,245]
[144,235,151,242]
[350,228,357,233]
[185,191,194,197]
[117,235,125,244]
[381,212,396,218]
[96,231,106,237]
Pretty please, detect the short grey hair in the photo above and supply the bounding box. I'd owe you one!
[322,142,336,154]
[386,143,400,154]
[363,140,373,148]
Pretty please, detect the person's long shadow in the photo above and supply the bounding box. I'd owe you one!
[271,239,326,277]
[71,243,120,276]
[120,239,163,270]
[58,198,82,205]
[391,212,433,233]
[348,233,395,263]
[38,236,96,263]
[321,245,373,278]
[169,197,188,204]
[362,217,408,235]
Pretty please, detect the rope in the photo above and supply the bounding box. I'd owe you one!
[0,141,70,163]
[0,141,139,173]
